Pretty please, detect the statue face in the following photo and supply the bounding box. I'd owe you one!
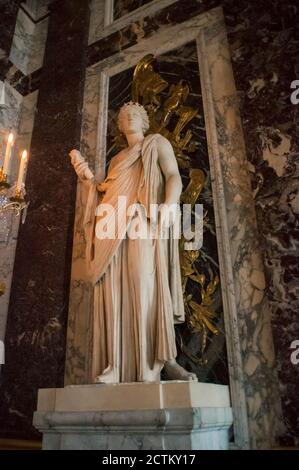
[118,107,143,135]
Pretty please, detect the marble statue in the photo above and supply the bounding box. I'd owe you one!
[69,102,197,384]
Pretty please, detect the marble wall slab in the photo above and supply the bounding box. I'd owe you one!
[89,0,106,45]
[21,0,51,20]
[87,0,217,65]
[197,15,283,449]
[0,1,50,96]
[64,49,105,387]
[9,7,49,75]
[8,7,35,75]
[114,0,153,21]
[88,0,179,45]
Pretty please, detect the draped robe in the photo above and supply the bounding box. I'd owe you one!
[83,133,184,383]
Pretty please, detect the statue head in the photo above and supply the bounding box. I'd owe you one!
[117,101,149,135]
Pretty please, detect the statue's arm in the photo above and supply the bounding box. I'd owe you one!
[69,149,94,181]
[156,135,182,205]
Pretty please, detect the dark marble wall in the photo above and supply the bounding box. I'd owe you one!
[0,0,21,54]
[0,0,22,80]
[0,0,298,445]
[0,0,90,440]
[114,0,152,20]
[224,0,299,446]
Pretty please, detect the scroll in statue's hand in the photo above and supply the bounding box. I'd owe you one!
[69,149,94,180]
[69,149,84,165]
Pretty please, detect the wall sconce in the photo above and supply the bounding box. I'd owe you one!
[0,132,29,245]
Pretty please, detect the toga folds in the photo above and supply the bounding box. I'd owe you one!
[82,133,184,383]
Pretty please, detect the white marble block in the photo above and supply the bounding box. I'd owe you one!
[33,382,233,450]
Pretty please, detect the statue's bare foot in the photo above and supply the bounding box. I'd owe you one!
[164,359,198,382]
[94,366,118,384]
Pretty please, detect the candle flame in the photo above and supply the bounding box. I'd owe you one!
[8,133,13,143]
[22,150,27,160]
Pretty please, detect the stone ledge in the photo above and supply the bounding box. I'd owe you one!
[34,407,233,431]
[36,382,231,412]
[33,407,233,450]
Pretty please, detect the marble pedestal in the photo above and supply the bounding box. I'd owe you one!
[33,382,233,450]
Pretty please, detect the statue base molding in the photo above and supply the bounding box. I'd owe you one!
[33,382,233,450]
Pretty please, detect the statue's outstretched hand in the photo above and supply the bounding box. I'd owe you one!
[69,149,83,166]
[69,149,94,180]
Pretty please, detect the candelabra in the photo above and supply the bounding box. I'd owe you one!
[0,133,29,245]
[0,88,29,297]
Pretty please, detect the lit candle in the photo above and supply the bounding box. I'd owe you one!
[16,150,28,193]
[3,132,13,175]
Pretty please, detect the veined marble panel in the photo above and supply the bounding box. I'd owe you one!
[22,0,51,20]
[114,0,153,21]
[65,5,282,449]
[34,407,233,450]
[9,5,49,75]
[64,67,100,385]
[196,19,283,449]
[225,0,299,444]
[0,85,38,353]
[88,0,178,44]
[89,0,106,45]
